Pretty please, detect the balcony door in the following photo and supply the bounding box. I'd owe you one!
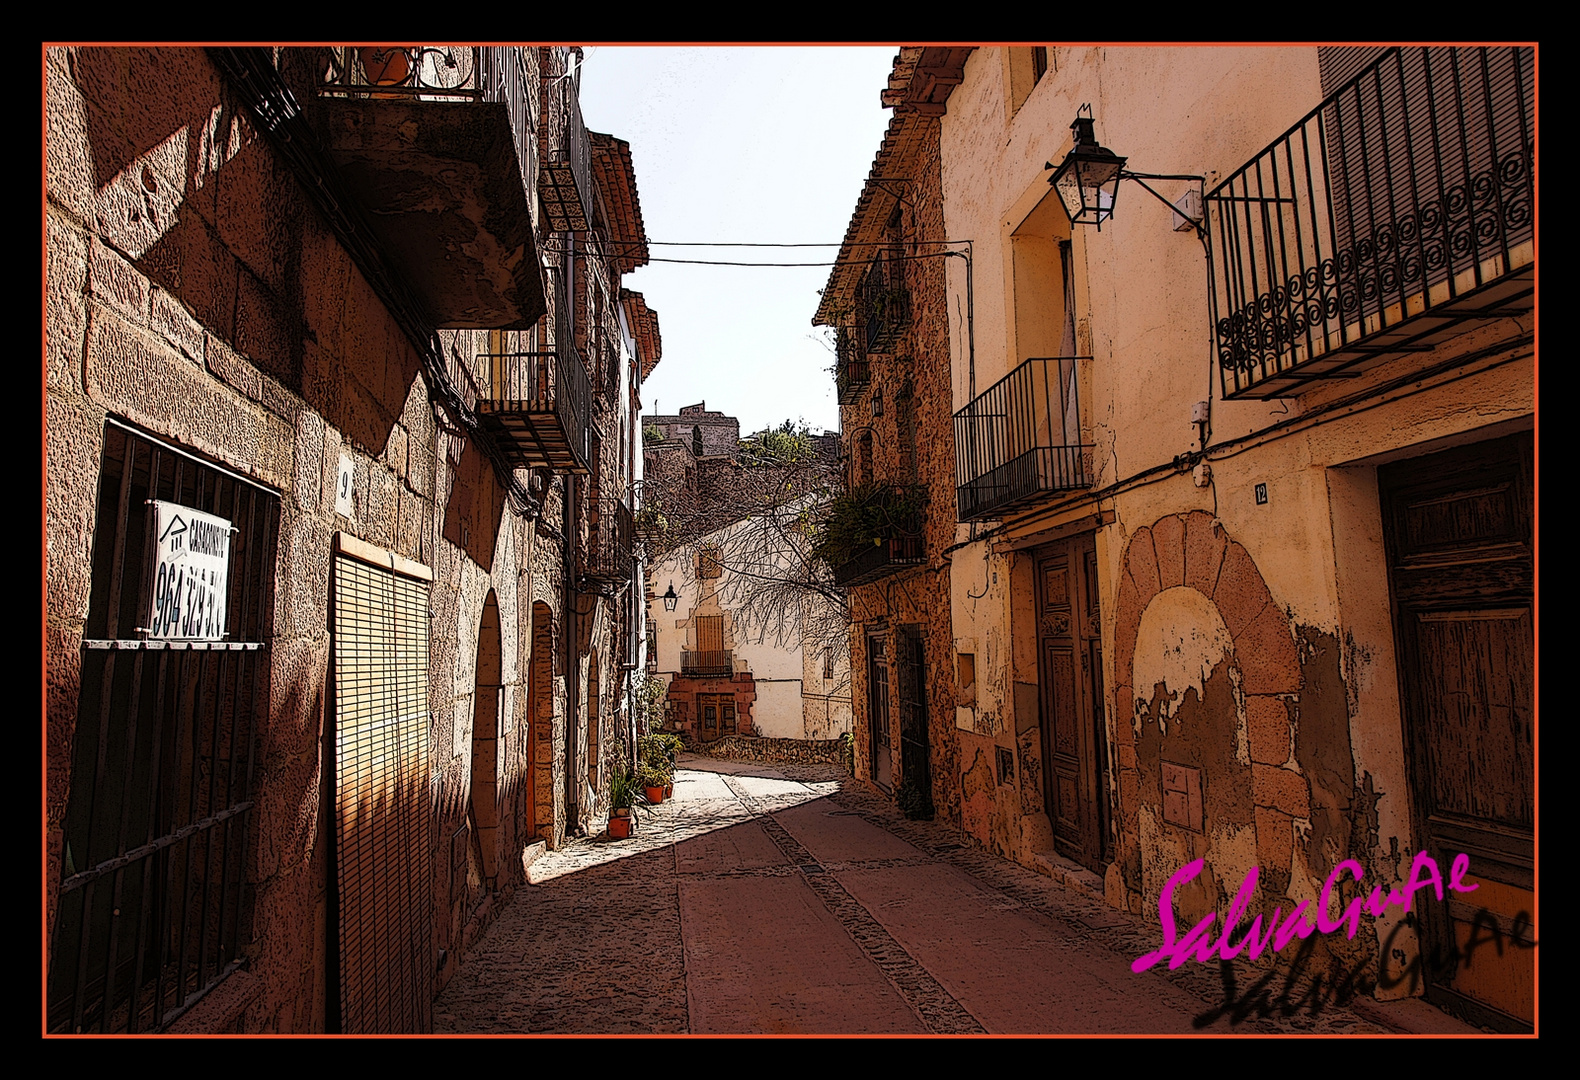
[1380,430,1533,1031]
[1035,533,1110,873]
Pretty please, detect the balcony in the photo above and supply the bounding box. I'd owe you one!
[581,498,635,586]
[954,357,1093,521]
[315,47,547,329]
[538,72,593,232]
[832,534,925,588]
[836,329,871,405]
[1208,47,1534,399]
[859,246,910,354]
[473,284,592,473]
[816,484,927,588]
[681,650,734,677]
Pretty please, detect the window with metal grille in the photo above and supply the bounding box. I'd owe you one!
[49,420,279,1033]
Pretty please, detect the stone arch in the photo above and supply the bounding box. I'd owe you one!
[1111,511,1304,903]
[469,590,502,885]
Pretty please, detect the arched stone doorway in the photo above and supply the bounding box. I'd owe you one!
[468,592,502,890]
[1112,511,1303,915]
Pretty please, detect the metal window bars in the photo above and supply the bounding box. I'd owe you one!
[1207,46,1534,398]
[49,423,279,1033]
[953,356,1094,521]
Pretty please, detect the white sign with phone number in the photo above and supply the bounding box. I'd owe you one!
[146,500,232,641]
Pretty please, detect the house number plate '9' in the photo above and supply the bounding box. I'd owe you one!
[145,500,232,641]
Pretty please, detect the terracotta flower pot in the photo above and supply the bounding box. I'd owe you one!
[645,786,664,805]
[608,815,631,839]
[664,784,674,799]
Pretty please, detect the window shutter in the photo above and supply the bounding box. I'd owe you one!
[332,535,434,1033]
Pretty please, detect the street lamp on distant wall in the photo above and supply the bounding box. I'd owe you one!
[1046,107,1205,239]
[661,582,679,612]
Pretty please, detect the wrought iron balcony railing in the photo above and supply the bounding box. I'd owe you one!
[581,498,635,585]
[681,650,734,677]
[837,326,871,405]
[473,279,592,473]
[954,357,1093,521]
[1208,46,1534,399]
[316,47,545,329]
[832,532,925,588]
[539,71,593,232]
[859,247,910,354]
[320,47,539,231]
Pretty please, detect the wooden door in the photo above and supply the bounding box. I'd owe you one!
[1036,534,1110,873]
[697,693,735,742]
[897,626,933,816]
[1380,430,1534,1031]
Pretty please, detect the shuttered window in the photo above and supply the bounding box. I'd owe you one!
[331,534,433,1033]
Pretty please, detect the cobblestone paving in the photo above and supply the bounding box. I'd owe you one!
[435,755,1388,1034]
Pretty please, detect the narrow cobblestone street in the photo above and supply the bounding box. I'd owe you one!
[433,755,1431,1035]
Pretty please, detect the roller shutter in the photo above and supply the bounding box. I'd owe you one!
[331,533,433,1033]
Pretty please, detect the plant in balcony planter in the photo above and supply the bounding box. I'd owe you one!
[812,484,927,573]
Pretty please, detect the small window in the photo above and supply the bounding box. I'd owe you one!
[823,651,836,680]
[697,546,722,579]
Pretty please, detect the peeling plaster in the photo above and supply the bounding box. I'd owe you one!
[1131,586,1233,734]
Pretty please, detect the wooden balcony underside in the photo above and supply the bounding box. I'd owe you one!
[475,404,589,473]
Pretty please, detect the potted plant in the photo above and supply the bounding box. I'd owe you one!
[637,758,670,805]
[607,764,639,839]
[637,732,677,803]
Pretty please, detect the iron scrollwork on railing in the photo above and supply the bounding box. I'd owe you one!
[321,46,482,99]
[1207,46,1534,396]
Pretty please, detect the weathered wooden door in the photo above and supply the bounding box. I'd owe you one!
[867,631,892,792]
[1380,430,1534,1031]
[1036,533,1110,873]
[897,626,933,816]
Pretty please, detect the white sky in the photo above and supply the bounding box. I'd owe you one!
[578,46,898,437]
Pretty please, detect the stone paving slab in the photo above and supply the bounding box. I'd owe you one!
[679,873,924,1034]
[773,801,925,865]
[836,861,1223,1033]
[676,819,789,875]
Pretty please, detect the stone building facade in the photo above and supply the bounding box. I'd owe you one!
[827,45,1535,1030]
[45,45,657,1033]
[813,48,969,822]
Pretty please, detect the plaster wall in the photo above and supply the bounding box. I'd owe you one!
[932,45,1535,1010]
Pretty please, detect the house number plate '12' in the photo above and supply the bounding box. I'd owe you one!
[145,499,232,641]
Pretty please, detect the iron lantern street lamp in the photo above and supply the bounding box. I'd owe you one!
[1047,114,1127,229]
[1046,110,1207,240]
[661,582,679,612]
